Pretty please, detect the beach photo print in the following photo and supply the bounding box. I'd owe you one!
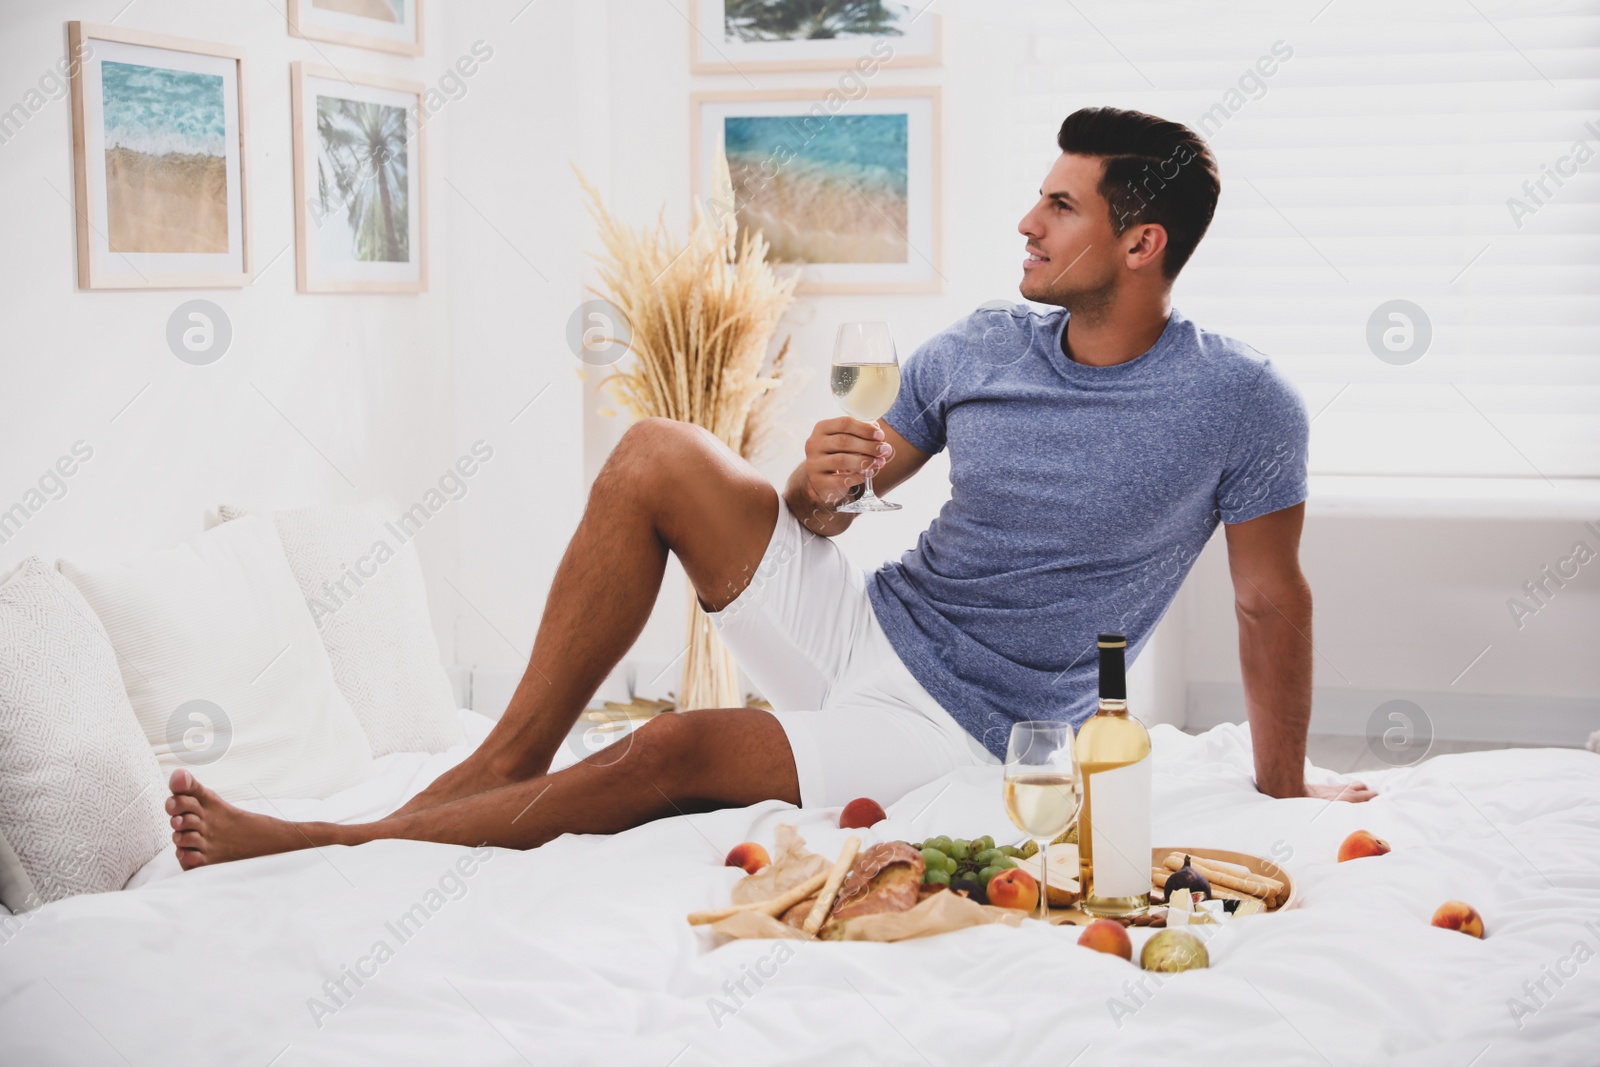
[690,0,940,73]
[291,63,427,294]
[68,23,251,290]
[289,0,423,57]
[693,87,941,294]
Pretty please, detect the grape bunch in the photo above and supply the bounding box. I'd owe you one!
[908,835,1034,904]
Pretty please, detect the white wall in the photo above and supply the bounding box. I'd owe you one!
[440,0,594,672]
[0,1,599,680]
[587,1,1598,744]
[0,1,460,659]
[1184,514,1600,745]
[4,2,1591,746]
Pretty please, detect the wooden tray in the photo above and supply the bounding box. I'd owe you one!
[1035,846,1297,927]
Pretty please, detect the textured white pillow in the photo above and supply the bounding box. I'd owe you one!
[0,558,168,910]
[219,503,464,757]
[59,516,373,802]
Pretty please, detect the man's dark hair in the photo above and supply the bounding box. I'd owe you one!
[1056,107,1220,280]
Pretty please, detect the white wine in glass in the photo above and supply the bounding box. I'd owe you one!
[1003,721,1080,921]
[831,321,901,513]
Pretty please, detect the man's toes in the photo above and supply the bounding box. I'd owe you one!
[177,849,207,870]
[173,829,204,849]
[169,768,195,795]
[171,813,201,831]
[166,794,202,817]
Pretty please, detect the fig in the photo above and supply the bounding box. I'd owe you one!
[1163,855,1212,901]
[1140,929,1209,972]
[950,877,987,904]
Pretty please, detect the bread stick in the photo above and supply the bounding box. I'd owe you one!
[687,869,828,926]
[803,836,862,936]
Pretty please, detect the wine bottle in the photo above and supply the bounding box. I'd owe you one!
[1075,631,1152,917]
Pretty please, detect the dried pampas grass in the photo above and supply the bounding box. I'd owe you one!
[575,155,796,710]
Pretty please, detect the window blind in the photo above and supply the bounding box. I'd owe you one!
[992,0,1600,479]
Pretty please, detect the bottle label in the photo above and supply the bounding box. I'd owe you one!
[1087,757,1152,899]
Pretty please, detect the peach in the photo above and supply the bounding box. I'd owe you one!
[1077,918,1132,961]
[724,842,770,875]
[1431,900,1484,939]
[987,868,1040,913]
[1337,829,1391,862]
[839,797,887,829]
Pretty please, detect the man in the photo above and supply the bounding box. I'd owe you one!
[166,107,1372,868]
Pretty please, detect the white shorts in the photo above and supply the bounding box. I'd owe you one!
[708,497,998,810]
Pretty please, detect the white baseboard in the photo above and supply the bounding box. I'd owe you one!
[1187,681,1597,748]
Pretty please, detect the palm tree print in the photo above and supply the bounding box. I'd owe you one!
[725,0,907,41]
[316,97,409,262]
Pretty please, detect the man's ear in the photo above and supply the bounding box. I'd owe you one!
[1125,223,1169,272]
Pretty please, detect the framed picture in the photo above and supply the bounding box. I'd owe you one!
[291,63,427,293]
[692,87,942,295]
[689,0,940,73]
[288,0,423,57]
[68,23,251,290]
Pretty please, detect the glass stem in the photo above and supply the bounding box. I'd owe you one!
[860,420,882,500]
[1038,840,1050,920]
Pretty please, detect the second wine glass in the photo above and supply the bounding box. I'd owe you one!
[1003,720,1080,922]
[830,321,901,513]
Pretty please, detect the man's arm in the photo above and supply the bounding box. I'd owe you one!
[783,418,930,537]
[1223,502,1376,802]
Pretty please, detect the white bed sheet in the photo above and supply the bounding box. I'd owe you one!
[1,714,1597,1066]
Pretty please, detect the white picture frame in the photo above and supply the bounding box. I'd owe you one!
[689,0,940,73]
[692,87,943,295]
[291,63,428,293]
[288,0,423,58]
[68,22,252,290]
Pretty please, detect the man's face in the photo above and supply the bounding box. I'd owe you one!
[1016,153,1123,310]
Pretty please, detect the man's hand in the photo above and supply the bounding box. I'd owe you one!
[802,416,892,507]
[783,419,926,537]
[1306,781,1378,803]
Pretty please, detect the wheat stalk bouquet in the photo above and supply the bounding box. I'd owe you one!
[575,155,796,710]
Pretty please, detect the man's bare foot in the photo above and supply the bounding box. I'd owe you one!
[165,770,338,869]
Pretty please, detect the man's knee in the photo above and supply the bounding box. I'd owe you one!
[619,709,798,808]
[614,711,702,792]
[615,418,719,467]
[599,418,723,499]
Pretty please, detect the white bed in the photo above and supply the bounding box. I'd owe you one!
[1,713,1596,1066]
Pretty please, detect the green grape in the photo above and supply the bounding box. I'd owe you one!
[994,856,1017,870]
[972,849,1001,867]
[1019,840,1039,859]
[920,847,947,870]
[943,854,959,875]
[928,835,953,854]
[998,845,1021,858]
[977,865,1002,886]
[924,868,951,887]
[950,839,971,861]
[973,835,995,853]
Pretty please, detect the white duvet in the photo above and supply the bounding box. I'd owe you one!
[2,714,1597,1066]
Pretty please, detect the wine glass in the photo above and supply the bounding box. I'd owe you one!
[1003,721,1080,921]
[830,321,901,513]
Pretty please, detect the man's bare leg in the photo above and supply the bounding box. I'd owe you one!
[166,705,799,867]
[391,418,781,818]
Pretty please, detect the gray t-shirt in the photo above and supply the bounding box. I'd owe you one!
[870,304,1309,758]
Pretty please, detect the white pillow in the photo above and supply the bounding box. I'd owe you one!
[59,516,372,802]
[0,558,168,910]
[219,503,464,757]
